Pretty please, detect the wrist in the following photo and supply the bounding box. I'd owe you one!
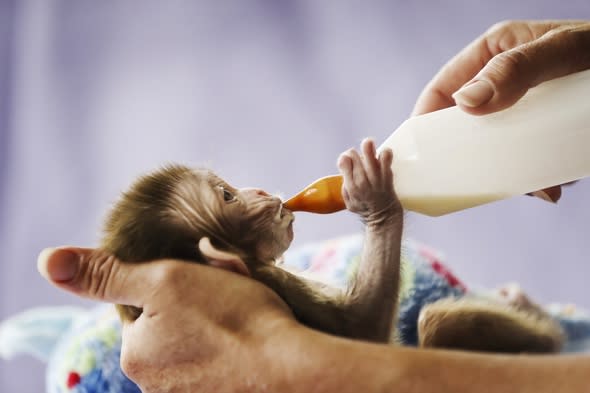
[268,327,410,393]
[365,204,403,231]
[256,321,329,392]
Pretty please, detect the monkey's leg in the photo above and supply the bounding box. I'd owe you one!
[417,297,564,353]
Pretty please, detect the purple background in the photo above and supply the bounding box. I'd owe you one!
[1,1,589,391]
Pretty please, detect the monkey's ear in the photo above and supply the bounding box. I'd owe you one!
[198,237,251,277]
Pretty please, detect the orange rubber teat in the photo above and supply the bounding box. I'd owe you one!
[283,175,346,214]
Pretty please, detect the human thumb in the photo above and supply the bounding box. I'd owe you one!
[37,247,144,307]
[452,25,590,115]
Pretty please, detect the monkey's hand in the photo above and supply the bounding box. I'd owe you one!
[337,138,402,227]
[335,138,404,342]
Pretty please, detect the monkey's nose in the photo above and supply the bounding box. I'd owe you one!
[242,188,270,197]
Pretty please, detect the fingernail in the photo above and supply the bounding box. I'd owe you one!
[37,248,79,282]
[453,80,494,108]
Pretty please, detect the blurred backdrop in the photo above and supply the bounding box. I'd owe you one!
[1,1,589,391]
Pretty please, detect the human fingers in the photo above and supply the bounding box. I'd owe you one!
[412,20,584,116]
[37,247,150,307]
[453,23,590,115]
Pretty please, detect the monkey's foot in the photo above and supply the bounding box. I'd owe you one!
[494,283,546,316]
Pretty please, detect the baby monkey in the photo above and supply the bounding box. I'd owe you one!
[103,139,404,342]
[102,139,563,352]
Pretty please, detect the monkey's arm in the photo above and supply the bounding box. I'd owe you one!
[346,215,403,342]
[327,138,404,342]
[252,265,371,340]
[253,216,402,343]
[418,297,564,353]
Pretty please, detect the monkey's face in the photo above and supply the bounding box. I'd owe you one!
[103,165,294,267]
[235,186,295,259]
[180,170,295,263]
[207,176,295,262]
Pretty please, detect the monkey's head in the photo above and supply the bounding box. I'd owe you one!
[101,164,295,269]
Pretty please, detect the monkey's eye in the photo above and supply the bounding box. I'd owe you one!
[220,187,236,202]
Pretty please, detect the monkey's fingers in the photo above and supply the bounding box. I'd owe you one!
[346,147,370,189]
[378,147,394,186]
[37,247,149,308]
[360,138,381,186]
[338,150,360,207]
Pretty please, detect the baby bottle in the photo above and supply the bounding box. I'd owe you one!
[284,69,590,216]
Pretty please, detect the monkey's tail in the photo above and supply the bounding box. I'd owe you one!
[0,306,89,362]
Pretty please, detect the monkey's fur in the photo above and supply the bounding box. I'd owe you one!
[101,164,564,353]
[102,164,400,342]
[418,297,563,353]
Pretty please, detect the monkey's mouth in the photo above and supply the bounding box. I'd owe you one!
[275,203,294,224]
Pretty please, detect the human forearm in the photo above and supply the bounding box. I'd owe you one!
[278,326,590,393]
[397,348,590,393]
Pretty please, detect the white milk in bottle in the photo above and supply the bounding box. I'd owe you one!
[284,70,590,216]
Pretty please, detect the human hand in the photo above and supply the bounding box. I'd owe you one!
[413,20,590,202]
[413,20,590,116]
[36,246,294,393]
[337,138,402,226]
[33,247,590,393]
